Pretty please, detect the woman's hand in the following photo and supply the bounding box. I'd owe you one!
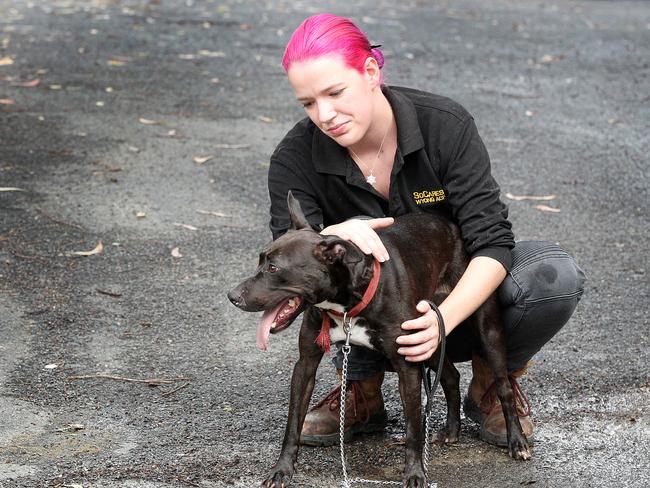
[321,217,394,262]
[396,256,508,362]
[396,300,441,362]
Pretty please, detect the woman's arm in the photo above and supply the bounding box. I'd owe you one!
[396,255,507,362]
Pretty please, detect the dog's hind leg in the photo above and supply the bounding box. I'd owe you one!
[475,300,531,461]
[436,356,461,444]
[263,309,324,488]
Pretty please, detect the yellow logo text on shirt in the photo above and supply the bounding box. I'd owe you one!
[412,189,445,205]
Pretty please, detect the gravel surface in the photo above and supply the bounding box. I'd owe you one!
[0,1,648,487]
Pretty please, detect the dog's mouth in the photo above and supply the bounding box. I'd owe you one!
[256,296,303,351]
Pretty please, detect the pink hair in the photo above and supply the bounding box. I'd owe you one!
[282,13,385,82]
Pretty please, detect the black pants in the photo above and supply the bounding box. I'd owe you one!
[332,241,586,379]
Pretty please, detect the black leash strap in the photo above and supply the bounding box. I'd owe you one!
[421,300,446,417]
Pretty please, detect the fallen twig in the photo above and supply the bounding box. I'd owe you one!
[505,192,556,201]
[96,288,123,298]
[35,207,86,231]
[196,209,229,217]
[67,373,191,386]
[0,187,26,192]
[11,250,44,261]
[214,143,250,149]
[161,381,190,397]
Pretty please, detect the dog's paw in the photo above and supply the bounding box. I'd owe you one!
[403,464,427,488]
[436,423,460,445]
[262,466,294,488]
[403,474,428,488]
[508,434,532,461]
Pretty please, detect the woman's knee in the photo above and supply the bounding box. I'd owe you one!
[498,241,586,369]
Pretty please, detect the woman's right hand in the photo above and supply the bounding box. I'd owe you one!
[320,217,394,262]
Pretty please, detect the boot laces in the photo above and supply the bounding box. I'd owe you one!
[309,381,370,422]
[479,375,532,417]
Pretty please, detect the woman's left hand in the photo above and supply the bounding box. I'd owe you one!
[396,300,442,362]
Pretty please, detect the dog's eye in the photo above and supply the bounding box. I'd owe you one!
[267,263,278,273]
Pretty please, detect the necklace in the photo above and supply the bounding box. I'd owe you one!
[348,122,391,187]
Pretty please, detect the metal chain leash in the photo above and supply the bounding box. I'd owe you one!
[337,303,446,488]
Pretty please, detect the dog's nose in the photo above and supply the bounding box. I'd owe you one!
[227,289,245,308]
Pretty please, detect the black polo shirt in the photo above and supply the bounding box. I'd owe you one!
[268,85,515,270]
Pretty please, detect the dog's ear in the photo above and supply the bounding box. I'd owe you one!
[315,237,362,266]
[287,190,311,230]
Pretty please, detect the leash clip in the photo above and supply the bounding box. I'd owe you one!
[342,312,352,353]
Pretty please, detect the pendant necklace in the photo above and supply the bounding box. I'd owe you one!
[348,122,391,187]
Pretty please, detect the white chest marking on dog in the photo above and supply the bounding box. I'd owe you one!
[315,301,375,350]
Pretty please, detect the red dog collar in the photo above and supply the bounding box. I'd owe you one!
[315,259,382,353]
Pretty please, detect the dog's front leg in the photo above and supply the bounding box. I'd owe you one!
[263,309,323,488]
[393,360,427,488]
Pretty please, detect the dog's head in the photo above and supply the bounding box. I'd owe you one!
[227,191,365,350]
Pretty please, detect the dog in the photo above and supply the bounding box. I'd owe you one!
[228,191,531,488]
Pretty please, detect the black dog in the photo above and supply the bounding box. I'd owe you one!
[228,192,530,488]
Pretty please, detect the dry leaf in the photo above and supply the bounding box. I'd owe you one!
[12,79,40,87]
[0,98,15,105]
[505,192,556,201]
[0,56,14,66]
[107,59,125,66]
[0,187,26,192]
[193,155,214,164]
[198,49,226,57]
[72,242,104,256]
[196,209,229,217]
[139,117,160,125]
[534,204,561,213]
[258,116,274,123]
[540,54,566,63]
[171,247,182,258]
[174,223,198,231]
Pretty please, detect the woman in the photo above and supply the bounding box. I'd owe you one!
[267,13,585,448]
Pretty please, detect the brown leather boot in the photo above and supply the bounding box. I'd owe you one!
[300,370,388,446]
[462,355,534,447]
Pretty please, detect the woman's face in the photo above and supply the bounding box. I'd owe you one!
[287,54,380,147]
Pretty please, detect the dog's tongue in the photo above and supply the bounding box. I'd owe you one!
[256,300,285,351]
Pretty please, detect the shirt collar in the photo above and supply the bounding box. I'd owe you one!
[312,85,425,175]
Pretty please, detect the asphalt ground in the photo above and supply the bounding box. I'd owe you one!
[0,1,648,487]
